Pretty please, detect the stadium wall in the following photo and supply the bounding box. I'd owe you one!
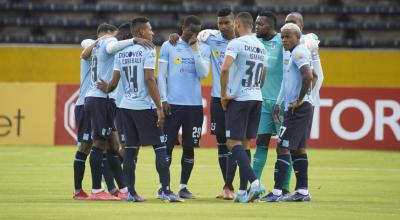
[0,47,399,150]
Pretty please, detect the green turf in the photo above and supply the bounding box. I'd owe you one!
[0,146,399,220]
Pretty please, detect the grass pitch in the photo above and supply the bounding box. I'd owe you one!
[0,146,399,220]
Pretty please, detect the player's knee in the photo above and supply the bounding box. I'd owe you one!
[216,135,226,144]
[78,141,92,154]
[276,147,290,155]
[295,147,307,155]
[256,134,271,147]
[226,139,241,150]
[94,140,107,150]
[182,146,194,159]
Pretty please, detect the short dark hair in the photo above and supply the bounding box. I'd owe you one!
[130,17,150,34]
[182,15,202,27]
[96,23,118,36]
[116,22,132,40]
[217,8,233,17]
[235,12,253,27]
[258,11,277,28]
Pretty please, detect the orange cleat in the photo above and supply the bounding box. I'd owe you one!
[86,190,121,201]
[73,190,89,200]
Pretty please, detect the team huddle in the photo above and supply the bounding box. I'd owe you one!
[72,8,323,203]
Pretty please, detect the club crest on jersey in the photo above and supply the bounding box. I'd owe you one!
[296,53,302,60]
[174,57,181,64]
[271,41,276,49]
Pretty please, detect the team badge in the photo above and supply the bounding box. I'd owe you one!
[295,53,302,60]
[271,41,276,49]
[174,57,181,64]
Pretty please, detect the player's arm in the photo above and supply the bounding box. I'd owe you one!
[157,43,171,115]
[96,54,121,93]
[96,70,120,93]
[80,39,97,60]
[191,43,210,79]
[291,64,313,113]
[145,68,165,128]
[197,29,219,42]
[105,38,155,54]
[260,65,267,88]
[220,55,235,111]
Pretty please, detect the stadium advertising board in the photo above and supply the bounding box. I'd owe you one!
[55,85,400,150]
[0,83,55,145]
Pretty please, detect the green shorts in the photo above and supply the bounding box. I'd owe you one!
[257,99,284,136]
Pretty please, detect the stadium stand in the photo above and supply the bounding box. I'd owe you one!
[0,0,399,47]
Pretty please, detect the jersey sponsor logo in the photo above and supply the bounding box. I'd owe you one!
[244,45,266,55]
[271,41,276,49]
[213,50,219,58]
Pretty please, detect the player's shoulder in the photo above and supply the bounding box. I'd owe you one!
[161,40,173,49]
[99,37,117,46]
[292,44,311,59]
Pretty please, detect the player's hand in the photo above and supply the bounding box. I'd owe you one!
[188,35,198,47]
[134,37,155,49]
[156,108,165,128]
[221,96,234,111]
[273,104,281,123]
[96,80,108,93]
[197,29,218,42]
[291,100,304,114]
[162,101,171,116]
[168,33,180,46]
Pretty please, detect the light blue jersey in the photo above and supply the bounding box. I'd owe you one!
[114,81,124,107]
[76,58,91,106]
[158,39,210,106]
[85,37,118,98]
[225,35,266,101]
[114,45,157,110]
[282,44,313,110]
[205,31,231,98]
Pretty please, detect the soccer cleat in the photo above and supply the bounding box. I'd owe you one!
[86,190,121,201]
[259,192,284,202]
[161,191,184,203]
[178,188,196,199]
[73,190,89,200]
[248,183,265,202]
[110,189,119,197]
[223,187,234,200]
[283,192,311,202]
[282,188,291,196]
[234,192,249,203]
[127,192,145,202]
[117,191,129,200]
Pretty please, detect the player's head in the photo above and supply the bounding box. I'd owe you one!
[280,23,302,51]
[217,8,235,38]
[285,12,304,31]
[131,17,153,41]
[96,23,118,38]
[234,12,253,36]
[116,22,132,40]
[255,11,277,38]
[181,15,202,43]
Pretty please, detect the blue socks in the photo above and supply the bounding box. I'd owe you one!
[153,144,171,192]
[123,146,138,195]
[73,151,87,190]
[273,154,291,190]
[106,150,126,189]
[180,146,194,185]
[231,145,257,190]
[89,147,103,190]
[292,154,308,190]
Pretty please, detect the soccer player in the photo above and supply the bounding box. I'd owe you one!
[196,8,238,200]
[251,11,292,195]
[158,15,210,199]
[262,23,315,202]
[83,23,127,200]
[97,17,182,202]
[72,40,97,200]
[278,12,324,110]
[220,12,266,203]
